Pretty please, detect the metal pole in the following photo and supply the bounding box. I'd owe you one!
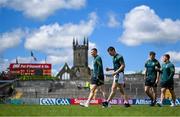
[135,88,138,98]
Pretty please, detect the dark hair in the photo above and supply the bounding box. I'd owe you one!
[107,46,115,52]
[91,48,97,52]
[149,51,156,56]
[164,54,170,60]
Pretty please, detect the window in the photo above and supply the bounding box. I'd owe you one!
[62,72,70,80]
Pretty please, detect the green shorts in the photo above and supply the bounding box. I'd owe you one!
[91,76,104,86]
[160,81,174,90]
[145,79,157,87]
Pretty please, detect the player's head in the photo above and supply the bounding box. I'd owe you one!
[163,54,170,63]
[107,46,116,56]
[91,48,98,57]
[149,51,156,60]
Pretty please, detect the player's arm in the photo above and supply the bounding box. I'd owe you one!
[155,62,161,84]
[96,59,103,79]
[155,63,162,73]
[112,64,125,76]
[155,70,160,84]
[97,61,101,74]
[144,68,147,80]
[144,61,148,80]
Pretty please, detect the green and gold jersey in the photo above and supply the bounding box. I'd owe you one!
[93,55,104,78]
[145,59,160,82]
[161,61,175,82]
[112,54,125,73]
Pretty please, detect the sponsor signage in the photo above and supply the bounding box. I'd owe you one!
[132,98,180,105]
[3,98,180,105]
[163,99,180,105]
[71,98,102,105]
[4,99,23,105]
[175,99,180,105]
[9,63,51,76]
[109,99,119,105]
[10,64,51,69]
[40,98,180,105]
[72,98,180,105]
[102,99,133,105]
[70,98,133,105]
[40,98,70,105]
[133,99,151,105]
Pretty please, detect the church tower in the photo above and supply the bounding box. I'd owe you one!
[73,37,88,67]
[56,37,91,80]
[71,37,91,79]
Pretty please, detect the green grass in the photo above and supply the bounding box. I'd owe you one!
[0,104,179,116]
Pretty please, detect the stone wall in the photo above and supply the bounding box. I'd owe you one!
[15,74,180,99]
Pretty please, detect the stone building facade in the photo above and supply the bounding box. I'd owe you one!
[56,38,91,80]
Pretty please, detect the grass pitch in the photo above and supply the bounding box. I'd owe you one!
[0,104,179,116]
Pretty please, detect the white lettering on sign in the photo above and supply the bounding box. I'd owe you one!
[135,99,151,104]
[40,98,70,105]
[74,99,98,104]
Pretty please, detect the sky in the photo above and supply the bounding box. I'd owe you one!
[0,0,180,75]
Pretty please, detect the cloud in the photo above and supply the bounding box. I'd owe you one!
[0,0,86,20]
[107,12,120,28]
[0,29,24,53]
[24,12,97,65]
[11,56,39,63]
[43,41,96,66]
[46,49,73,65]
[120,5,180,46]
[0,58,9,71]
[88,42,96,55]
[166,51,180,63]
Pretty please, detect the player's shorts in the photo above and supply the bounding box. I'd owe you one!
[160,81,174,90]
[113,72,124,84]
[145,79,157,87]
[91,75,104,86]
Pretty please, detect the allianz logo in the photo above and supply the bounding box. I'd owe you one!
[40,98,70,105]
[135,99,151,104]
[135,99,180,105]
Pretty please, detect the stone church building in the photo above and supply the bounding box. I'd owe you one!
[56,38,91,80]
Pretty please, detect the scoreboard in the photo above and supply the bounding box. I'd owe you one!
[9,63,51,76]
